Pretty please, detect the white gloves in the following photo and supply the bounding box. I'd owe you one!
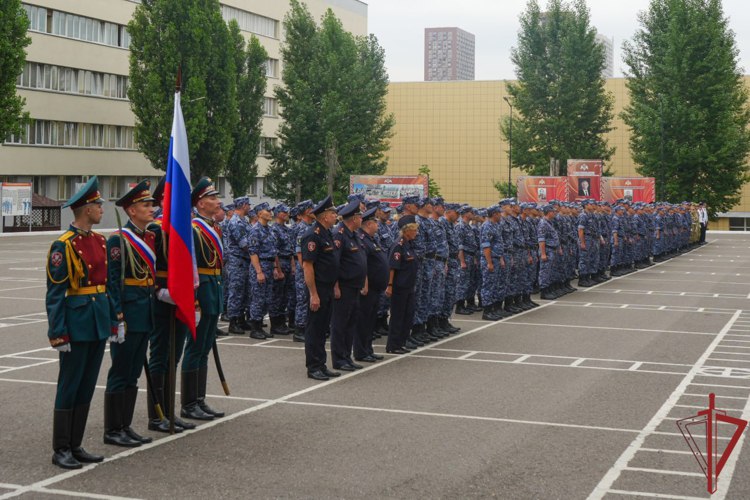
[110,322,126,344]
[54,343,71,353]
[195,310,202,326]
[157,288,176,305]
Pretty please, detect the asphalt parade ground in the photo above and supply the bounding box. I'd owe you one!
[1,232,750,499]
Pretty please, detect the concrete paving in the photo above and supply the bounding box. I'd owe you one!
[0,232,749,499]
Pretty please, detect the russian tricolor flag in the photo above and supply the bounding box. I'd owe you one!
[162,91,198,338]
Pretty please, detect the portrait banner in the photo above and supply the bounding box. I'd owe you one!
[516,176,569,203]
[0,182,32,216]
[350,175,429,207]
[567,159,603,201]
[601,177,656,203]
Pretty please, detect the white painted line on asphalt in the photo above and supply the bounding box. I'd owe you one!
[716,344,750,349]
[512,355,530,363]
[502,321,718,337]
[569,358,585,367]
[709,358,750,364]
[639,448,694,456]
[690,381,750,389]
[619,304,629,309]
[683,392,747,400]
[0,377,56,385]
[0,285,46,293]
[0,295,44,302]
[647,291,653,295]
[658,306,667,311]
[629,362,643,371]
[608,489,708,500]
[282,400,643,434]
[624,466,703,478]
[680,292,686,296]
[457,351,476,360]
[587,309,743,500]
[584,302,592,306]
[712,351,750,356]
[33,487,142,500]
[0,359,57,374]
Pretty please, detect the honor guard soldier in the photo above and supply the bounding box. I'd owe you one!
[46,177,109,469]
[330,200,367,371]
[301,196,342,381]
[182,177,225,421]
[385,215,420,354]
[104,180,157,447]
[146,178,195,433]
[355,207,388,362]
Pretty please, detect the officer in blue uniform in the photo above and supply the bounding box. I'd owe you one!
[247,202,281,338]
[438,203,462,332]
[330,200,367,371]
[104,180,157,448]
[225,197,252,335]
[355,207,388,362]
[537,205,561,299]
[301,196,342,381]
[374,203,394,336]
[455,205,477,314]
[270,204,295,336]
[46,177,110,469]
[292,200,314,342]
[470,209,485,309]
[386,215,420,354]
[480,205,508,321]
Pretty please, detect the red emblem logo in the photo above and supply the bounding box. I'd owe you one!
[50,251,63,267]
[394,252,401,261]
[334,239,341,248]
[110,247,121,261]
[307,241,316,252]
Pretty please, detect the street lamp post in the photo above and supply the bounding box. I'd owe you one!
[503,96,513,194]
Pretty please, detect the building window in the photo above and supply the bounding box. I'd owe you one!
[263,97,277,117]
[5,119,135,150]
[258,137,277,156]
[265,58,279,78]
[728,217,749,231]
[17,62,129,99]
[22,3,130,49]
[221,5,277,38]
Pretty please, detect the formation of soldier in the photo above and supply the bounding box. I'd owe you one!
[45,176,707,468]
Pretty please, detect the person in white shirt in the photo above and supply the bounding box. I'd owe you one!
[698,202,708,244]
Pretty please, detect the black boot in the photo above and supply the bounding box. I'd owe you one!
[103,392,141,447]
[469,297,483,312]
[293,325,305,343]
[516,295,532,311]
[248,320,267,340]
[375,316,389,335]
[122,386,152,444]
[228,318,245,335]
[180,371,214,421]
[162,373,195,430]
[482,302,498,321]
[70,404,103,463]
[540,287,555,300]
[455,300,470,315]
[524,293,540,308]
[440,316,461,334]
[52,409,82,469]
[197,365,224,418]
[239,312,254,331]
[147,373,182,434]
[504,297,521,314]
[287,310,296,331]
[270,316,292,336]
[578,274,593,287]
[429,317,448,338]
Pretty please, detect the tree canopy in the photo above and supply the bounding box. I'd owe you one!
[265,0,394,204]
[621,0,750,212]
[128,0,237,182]
[0,0,30,141]
[503,0,615,176]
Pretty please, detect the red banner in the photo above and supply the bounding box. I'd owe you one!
[567,159,602,201]
[350,175,429,207]
[517,176,569,203]
[601,177,656,203]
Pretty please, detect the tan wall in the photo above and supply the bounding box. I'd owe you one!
[384,77,750,215]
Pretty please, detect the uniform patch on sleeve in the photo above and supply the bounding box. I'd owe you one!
[334,239,341,248]
[307,241,316,252]
[110,246,121,261]
[50,251,63,267]
[393,252,401,261]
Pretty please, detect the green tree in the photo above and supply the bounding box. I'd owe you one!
[128,0,237,182]
[266,1,394,204]
[418,165,442,197]
[226,22,267,197]
[503,0,614,176]
[0,0,30,140]
[494,181,518,198]
[621,0,750,212]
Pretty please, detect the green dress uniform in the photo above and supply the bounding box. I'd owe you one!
[46,176,111,469]
[103,180,157,447]
[146,177,194,433]
[181,177,225,421]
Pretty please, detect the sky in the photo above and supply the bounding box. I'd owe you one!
[366,0,750,82]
